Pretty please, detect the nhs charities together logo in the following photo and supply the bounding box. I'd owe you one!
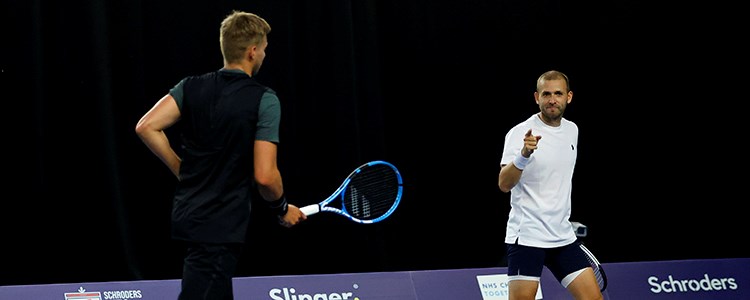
[476,274,542,300]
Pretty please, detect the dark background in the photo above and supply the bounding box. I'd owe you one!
[2,0,746,287]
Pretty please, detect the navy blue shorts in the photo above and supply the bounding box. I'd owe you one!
[506,240,590,284]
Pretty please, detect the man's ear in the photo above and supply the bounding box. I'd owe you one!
[246,46,256,60]
[567,91,573,104]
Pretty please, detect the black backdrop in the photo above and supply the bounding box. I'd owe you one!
[2,0,747,287]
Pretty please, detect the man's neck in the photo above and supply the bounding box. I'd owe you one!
[537,112,562,127]
[223,62,253,77]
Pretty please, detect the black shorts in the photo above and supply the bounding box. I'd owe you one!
[179,242,243,300]
[506,240,589,284]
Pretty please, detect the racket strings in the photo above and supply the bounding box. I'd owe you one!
[580,244,607,291]
[344,164,399,220]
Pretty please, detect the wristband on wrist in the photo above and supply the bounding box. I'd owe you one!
[513,154,529,170]
[267,194,289,216]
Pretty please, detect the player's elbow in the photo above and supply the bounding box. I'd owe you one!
[254,169,279,188]
[134,123,145,137]
[134,120,153,138]
[254,173,272,187]
[497,166,516,193]
[498,181,513,193]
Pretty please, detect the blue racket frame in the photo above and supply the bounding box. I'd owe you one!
[300,160,403,224]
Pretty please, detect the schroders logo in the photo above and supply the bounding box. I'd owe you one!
[268,284,360,300]
[64,287,102,300]
[102,289,143,299]
[64,286,143,300]
[648,273,738,294]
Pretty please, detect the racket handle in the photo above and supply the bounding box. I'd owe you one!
[300,204,320,216]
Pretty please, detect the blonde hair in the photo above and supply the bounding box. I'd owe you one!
[537,70,570,92]
[220,10,271,64]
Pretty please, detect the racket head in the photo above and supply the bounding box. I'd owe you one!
[579,243,607,291]
[321,160,403,224]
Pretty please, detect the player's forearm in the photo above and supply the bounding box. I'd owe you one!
[498,163,522,193]
[137,130,181,179]
[256,171,283,201]
[253,140,283,201]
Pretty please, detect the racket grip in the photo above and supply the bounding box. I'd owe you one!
[300,204,320,216]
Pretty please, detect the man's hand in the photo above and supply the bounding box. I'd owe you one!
[278,204,307,228]
[521,129,542,157]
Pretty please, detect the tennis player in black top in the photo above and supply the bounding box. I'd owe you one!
[135,10,306,300]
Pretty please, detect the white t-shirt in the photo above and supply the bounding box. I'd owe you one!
[500,113,579,248]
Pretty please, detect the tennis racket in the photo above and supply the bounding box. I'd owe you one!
[580,242,607,292]
[299,160,403,224]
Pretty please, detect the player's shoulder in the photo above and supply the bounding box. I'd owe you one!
[513,114,538,130]
[561,118,578,129]
[263,87,277,97]
[561,118,579,135]
[505,115,535,138]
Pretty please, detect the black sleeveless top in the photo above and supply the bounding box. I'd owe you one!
[172,69,271,243]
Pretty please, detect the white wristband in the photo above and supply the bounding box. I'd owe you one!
[513,155,529,170]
